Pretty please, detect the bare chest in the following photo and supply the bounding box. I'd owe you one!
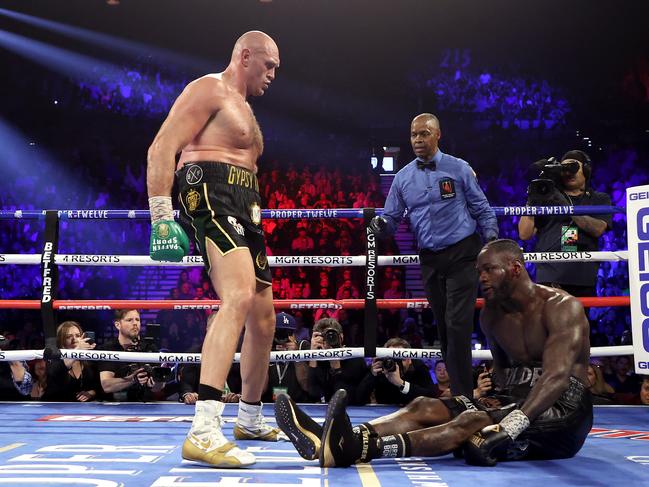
[491,313,548,364]
[205,99,263,154]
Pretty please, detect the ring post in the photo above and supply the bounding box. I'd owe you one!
[363,208,378,358]
[40,210,59,347]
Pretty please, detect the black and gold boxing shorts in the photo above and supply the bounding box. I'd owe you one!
[176,161,271,287]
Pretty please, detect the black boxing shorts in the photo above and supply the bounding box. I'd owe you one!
[176,161,271,287]
[444,376,592,461]
[514,376,593,460]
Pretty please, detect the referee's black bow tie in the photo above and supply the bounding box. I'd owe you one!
[417,160,436,170]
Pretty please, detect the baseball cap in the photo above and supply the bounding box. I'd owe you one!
[275,312,296,330]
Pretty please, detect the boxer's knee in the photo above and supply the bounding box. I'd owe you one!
[405,396,441,418]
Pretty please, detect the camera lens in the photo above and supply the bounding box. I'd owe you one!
[381,358,397,373]
[324,329,340,347]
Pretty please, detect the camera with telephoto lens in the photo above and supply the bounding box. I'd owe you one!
[527,157,579,201]
[323,328,341,348]
[127,363,172,383]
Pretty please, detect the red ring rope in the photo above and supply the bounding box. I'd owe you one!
[0,296,631,310]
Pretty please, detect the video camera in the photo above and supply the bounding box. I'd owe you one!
[527,157,579,203]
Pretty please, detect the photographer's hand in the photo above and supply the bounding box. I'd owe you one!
[474,371,493,399]
[384,367,404,387]
[310,332,325,350]
[124,367,146,385]
[309,332,325,368]
[370,359,383,377]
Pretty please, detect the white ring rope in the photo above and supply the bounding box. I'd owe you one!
[0,345,634,364]
[0,251,630,267]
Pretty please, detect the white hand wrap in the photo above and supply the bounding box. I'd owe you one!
[499,409,530,440]
[148,196,174,224]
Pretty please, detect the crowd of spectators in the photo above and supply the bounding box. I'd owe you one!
[415,69,571,129]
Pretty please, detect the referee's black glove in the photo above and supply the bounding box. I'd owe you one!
[368,216,387,234]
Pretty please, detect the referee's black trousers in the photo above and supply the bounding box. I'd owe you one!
[420,233,481,398]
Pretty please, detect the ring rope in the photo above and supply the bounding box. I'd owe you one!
[0,251,630,266]
[0,296,631,310]
[0,345,635,364]
[0,205,625,221]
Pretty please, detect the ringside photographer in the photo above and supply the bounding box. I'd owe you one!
[98,309,168,401]
[262,312,310,403]
[518,150,612,297]
[358,338,441,405]
[307,318,367,405]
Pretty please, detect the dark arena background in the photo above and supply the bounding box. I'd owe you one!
[0,1,648,486]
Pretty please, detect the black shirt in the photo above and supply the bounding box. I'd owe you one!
[357,360,440,405]
[308,358,368,405]
[44,359,101,402]
[533,190,612,286]
[263,362,311,403]
[98,338,159,401]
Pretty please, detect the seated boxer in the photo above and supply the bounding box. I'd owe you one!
[276,239,593,467]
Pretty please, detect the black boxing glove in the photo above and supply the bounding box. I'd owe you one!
[368,216,388,235]
[464,409,529,467]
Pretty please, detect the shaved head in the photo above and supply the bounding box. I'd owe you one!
[482,239,525,265]
[412,113,440,130]
[232,30,278,61]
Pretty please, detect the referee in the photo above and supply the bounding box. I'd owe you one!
[370,113,498,397]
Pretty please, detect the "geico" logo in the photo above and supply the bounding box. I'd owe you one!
[635,207,649,353]
[629,191,649,200]
[637,361,649,369]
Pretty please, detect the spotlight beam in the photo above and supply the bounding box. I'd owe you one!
[0,7,212,71]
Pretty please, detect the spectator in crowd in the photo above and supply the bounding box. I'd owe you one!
[44,321,100,402]
[358,337,440,405]
[400,317,423,349]
[604,355,641,399]
[432,360,452,398]
[639,376,649,406]
[179,361,241,405]
[263,312,310,403]
[29,359,48,399]
[307,318,367,404]
[291,228,315,255]
[336,279,359,300]
[586,363,614,405]
[0,334,32,401]
[472,362,495,401]
[98,309,165,401]
[370,113,498,398]
[518,150,612,298]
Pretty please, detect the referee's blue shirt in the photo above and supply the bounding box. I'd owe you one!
[382,149,498,251]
